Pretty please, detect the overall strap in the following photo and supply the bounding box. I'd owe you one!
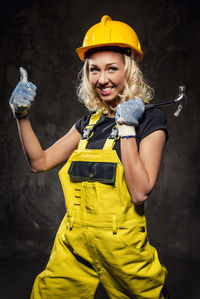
[78,109,104,150]
[103,124,119,150]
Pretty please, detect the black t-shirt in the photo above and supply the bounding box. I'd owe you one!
[75,107,168,160]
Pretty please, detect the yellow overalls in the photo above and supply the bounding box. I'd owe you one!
[30,110,167,299]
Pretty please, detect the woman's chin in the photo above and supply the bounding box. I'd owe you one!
[101,96,121,108]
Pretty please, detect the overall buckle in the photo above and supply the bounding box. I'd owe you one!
[82,125,95,140]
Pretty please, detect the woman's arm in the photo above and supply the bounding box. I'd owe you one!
[120,130,166,204]
[17,118,81,173]
[9,67,82,173]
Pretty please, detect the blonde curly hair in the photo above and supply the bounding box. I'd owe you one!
[77,54,154,112]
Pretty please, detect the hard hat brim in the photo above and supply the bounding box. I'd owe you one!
[76,43,143,63]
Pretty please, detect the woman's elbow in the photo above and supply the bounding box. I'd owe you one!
[130,181,155,204]
[31,167,44,173]
[30,165,46,173]
[130,191,150,205]
[29,159,48,173]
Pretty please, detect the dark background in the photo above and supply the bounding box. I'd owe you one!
[0,0,200,298]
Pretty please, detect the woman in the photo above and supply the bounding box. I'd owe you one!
[9,15,168,299]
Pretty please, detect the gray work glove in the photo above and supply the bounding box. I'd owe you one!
[115,98,145,137]
[9,67,37,119]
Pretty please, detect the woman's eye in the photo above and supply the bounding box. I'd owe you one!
[108,67,118,72]
[89,67,99,73]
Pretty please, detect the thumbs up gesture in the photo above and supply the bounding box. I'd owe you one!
[9,67,37,119]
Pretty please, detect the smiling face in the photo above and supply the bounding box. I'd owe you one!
[88,51,125,107]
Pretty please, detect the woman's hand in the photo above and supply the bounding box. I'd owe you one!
[115,98,145,137]
[9,67,37,119]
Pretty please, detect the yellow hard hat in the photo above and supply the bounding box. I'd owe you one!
[76,15,143,63]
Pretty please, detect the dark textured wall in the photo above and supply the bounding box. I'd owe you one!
[0,0,200,263]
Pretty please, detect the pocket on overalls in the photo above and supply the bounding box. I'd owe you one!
[68,161,118,214]
[82,181,97,214]
[117,224,150,252]
[96,183,121,214]
[68,161,117,185]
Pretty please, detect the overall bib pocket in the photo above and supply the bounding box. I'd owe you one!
[68,161,117,185]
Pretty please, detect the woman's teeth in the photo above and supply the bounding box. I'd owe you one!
[102,87,112,91]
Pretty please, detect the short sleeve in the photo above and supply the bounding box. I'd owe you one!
[75,113,93,135]
[136,107,168,143]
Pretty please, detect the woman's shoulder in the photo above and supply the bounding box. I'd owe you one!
[144,106,167,120]
[75,112,94,135]
[136,107,168,141]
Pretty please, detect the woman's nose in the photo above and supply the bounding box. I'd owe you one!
[98,72,109,85]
